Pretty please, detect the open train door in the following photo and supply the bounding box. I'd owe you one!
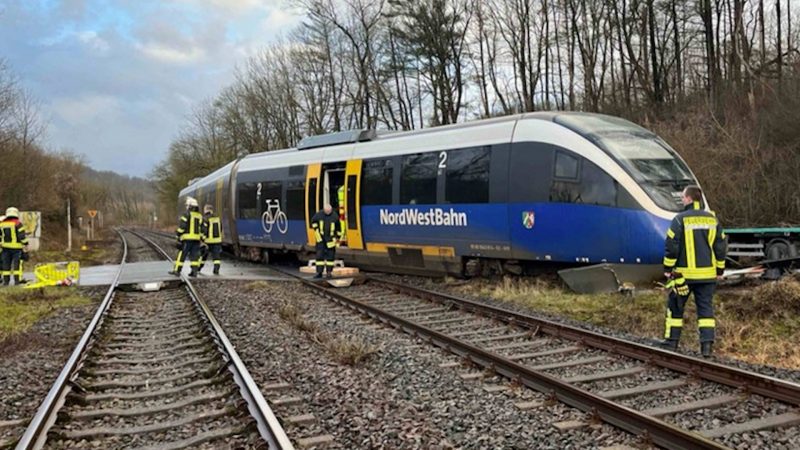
[344,159,364,249]
[305,163,321,246]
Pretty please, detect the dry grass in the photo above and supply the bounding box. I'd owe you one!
[314,332,378,366]
[277,302,378,366]
[449,276,800,369]
[0,287,92,340]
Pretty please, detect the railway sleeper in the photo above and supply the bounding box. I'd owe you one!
[100,335,209,350]
[80,362,222,389]
[77,377,229,403]
[56,406,237,439]
[86,347,213,367]
[65,388,236,420]
[95,339,209,358]
[84,355,217,377]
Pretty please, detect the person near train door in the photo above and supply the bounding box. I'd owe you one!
[1,208,29,286]
[311,204,342,279]
[199,204,223,275]
[660,185,727,357]
[169,197,203,277]
[337,185,347,246]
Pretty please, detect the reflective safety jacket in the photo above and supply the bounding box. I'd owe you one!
[203,215,223,244]
[177,210,203,241]
[0,217,28,249]
[663,201,727,282]
[311,210,342,247]
[337,186,345,216]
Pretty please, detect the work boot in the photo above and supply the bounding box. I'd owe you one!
[189,268,198,278]
[168,270,180,276]
[325,272,333,279]
[213,266,220,275]
[659,339,679,351]
[701,341,713,358]
[313,273,323,279]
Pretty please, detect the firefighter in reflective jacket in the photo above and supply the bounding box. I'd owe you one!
[200,204,223,275]
[337,185,347,246]
[661,185,727,357]
[1,208,28,285]
[170,197,203,277]
[311,204,342,278]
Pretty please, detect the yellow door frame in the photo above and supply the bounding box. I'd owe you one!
[345,159,364,249]
[305,163,322,246]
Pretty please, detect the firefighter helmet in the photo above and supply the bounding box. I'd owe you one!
[5,207,19,218]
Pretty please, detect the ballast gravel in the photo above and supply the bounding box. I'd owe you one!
[0,287,104,446]
[199,279,639,449]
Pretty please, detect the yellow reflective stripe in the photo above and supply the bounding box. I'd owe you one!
[666,318,684,327]
[324,261,335,266]
[698,318,716,328]
[692,201,701,210]
[684,225,696,269]
[665,309,683,338]
[675,266,717,279]
[663,257,677,267]
[315,261,324,266]
[715,260,725,269]
[314,230,322,242]
[666,228,675,239]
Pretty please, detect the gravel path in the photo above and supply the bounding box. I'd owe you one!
[0,287,105,447]
[200,279,638,449]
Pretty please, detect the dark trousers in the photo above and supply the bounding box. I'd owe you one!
[200,244,222,273]
[174,240,201,273]
[665,282,716,343]
[1,249,23,285]
[315,242,336,275]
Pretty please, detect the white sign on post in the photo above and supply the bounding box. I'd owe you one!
[20,211,41,251]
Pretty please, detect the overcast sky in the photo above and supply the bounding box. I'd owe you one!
[0,0,301,177]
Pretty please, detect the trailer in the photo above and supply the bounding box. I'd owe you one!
[725,227,800,260]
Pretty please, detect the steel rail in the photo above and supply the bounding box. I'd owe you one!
[129,229,294,450]
[271,269,726,450]
[16,228,129,450]
[373,277,800,407]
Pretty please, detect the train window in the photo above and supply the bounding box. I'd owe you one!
[400,152,437,204]
[362,159,393,205]
[286,180,305,220]
[237,183,259,219]
[579,161,617,206]
[262,181,282,214]
[289,165,305,177]
[445,147,490,204]
[554,151,579,180]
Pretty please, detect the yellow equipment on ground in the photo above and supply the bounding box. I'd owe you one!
[24,262,80,289]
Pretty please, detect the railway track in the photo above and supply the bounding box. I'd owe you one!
[15,229,293,450]
[271,269,800,450]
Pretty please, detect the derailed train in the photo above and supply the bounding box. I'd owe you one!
[179,112,702,276]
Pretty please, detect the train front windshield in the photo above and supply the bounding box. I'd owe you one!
[555,114,695,212]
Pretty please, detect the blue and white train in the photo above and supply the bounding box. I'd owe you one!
[179,112,702,276]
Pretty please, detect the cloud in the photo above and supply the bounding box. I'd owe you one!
[51,94,120,126]
[137,42,206,63]
[0,0,300,176]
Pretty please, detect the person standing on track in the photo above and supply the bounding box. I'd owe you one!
[310,203,342,279]
[169,197,203,277]
[660,185,727,357]
[200,204,223,275]
[1,207,29,286]
[337,184,347,247]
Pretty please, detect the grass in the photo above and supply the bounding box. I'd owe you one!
[447,275,800,369]
[0,286,93,340]
[277,301,378,366]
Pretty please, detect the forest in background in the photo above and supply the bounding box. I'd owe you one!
[154,0,800,227]
[0,60,156,250]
